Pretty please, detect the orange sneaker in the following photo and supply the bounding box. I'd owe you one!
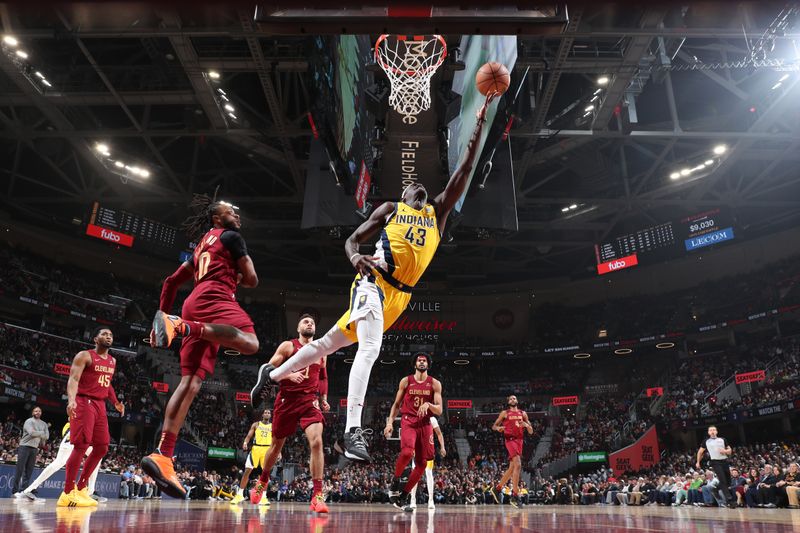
[152,310,187,348]
[141,452,186,499]
[310,493,329,514]
[250,482,265,505]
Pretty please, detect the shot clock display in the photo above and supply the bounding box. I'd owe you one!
[595,208,735,275]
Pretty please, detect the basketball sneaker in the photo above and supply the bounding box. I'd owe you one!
[141,452,186,499]
[488,486,500,504]
[342,427,372,462]
[90,494,108,503]
[56,490,94,508]
[250,482,265,505]
[509,495,520,508]
[309,493,329,514]
[77,488,98,506]
[258,492,270,506]
[250,363,277,409]
[152,310,188,348]
[428,500,435,510]
[230,492,245,505]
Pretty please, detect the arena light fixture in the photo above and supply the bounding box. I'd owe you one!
[680,168,691,176]
[453,359,470,365]
[593,88,602,96]
[656,342,675,349]
[224,103,235,112]
[114,160,124,168]
[669,172,680,180]
[217,88,226,95]
[584,105,594,112]
[379,359,396,365]
[223,349,240,356]
[713,144,727,155]
[208,70,220,79]
[139,169,150,178]
[228,112,237,119]
[561,207,569,212]
[573,352,591,359]
[41,79,51,87]
[15,49,28,59]
[771,82,782,90]
[597,75,609,85]
[569,204,578,210]
[34,71,44,79]
[704,159,714,165]
[614,348,633,355]
[2,35,18,47]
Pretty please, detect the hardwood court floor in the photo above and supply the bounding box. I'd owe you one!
[2,499,800,532]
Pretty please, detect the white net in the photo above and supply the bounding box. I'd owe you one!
[375,35,447,124]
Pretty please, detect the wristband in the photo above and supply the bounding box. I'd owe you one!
[350,253,360,263]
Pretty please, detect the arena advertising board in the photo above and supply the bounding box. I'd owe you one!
[207,447,236,460]
[609,426,659,475]
[668,397,800,430]
[578,451,607,463]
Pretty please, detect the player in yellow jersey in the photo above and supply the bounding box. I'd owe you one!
[230,409,274,505]
[251,92,498,461]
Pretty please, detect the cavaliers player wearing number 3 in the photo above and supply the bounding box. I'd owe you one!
[489,395,534,508]
[383,353,443,511]
[251,92,497,462]
[142,195,260,498]
[58,327,124,508]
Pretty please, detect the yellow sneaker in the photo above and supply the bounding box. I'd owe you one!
[230,492,245,505]
[77,488,99,506]
[56,490,94,508]
[258,493,270,506]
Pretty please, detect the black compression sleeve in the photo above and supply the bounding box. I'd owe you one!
[220,230,248,260]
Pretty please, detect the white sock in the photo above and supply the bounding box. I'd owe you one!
[345,315,383,432]
[409,480,417,501]
[426,467,434,501]
[269,325,351,382]
[237,486,243,496]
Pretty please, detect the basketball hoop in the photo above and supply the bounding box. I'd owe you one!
[375,34,447,124]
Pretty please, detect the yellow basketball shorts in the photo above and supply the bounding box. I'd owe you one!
[336,275,411,343]
[246,445,269,469]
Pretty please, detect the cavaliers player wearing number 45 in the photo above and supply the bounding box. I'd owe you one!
[490,395,534,508]
[58,327,125,508]
[383,353,443,511]
[251,93,498,463]
[142,194,260,499]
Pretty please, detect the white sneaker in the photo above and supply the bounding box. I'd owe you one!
[409,503,417,509]
[428,501,435,509]
[13,492,25,500]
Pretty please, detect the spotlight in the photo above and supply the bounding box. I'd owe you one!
[614,348,632,355]
[3,35,18,47]
[224,104,235,112]
[569,204,578,210]
[597,75,609,85]
[228,112,237,119]
[217,88,226,95]
[95,143,110,154]
[561,207,569,213]
[41,79,51,87]
[208,70,220,79]
[680,168,691,176]
[15,49,28,59]
[584,105,594,112]
[704,159,713,165]
[771,82,782,90]
[712,144,727,155]
[34,71,44,79]
[140,169,150,178]
[779,74,789,82]
[655,342,675,349]
[573,353,591,359]
[593,88,602,95]
[114,161,124,168]
[669,172,680,180]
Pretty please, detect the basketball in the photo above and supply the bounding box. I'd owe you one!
[476,62,511,96]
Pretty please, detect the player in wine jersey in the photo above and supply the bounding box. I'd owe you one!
[57,328,121,508]
[408,416,446,510]
[383,353,443,511]
[489,395,534,508]
[251,94,497,462]
[230,409,273,505]
[249,315,330,513]
[141,195,260,498]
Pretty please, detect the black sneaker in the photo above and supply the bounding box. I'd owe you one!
[250,363,277,409]
[389,478,403,507]
[510,495,520,508]
[392,491,410,511]
[488,486,500,504]
[342,427,372,462]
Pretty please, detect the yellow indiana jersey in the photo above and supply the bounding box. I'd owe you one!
[254,422,272,446]
[375,202,440,287]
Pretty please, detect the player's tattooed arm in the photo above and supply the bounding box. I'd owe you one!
[66,351,92,418]
[432,92,498,230]
[492,410,507,433]
[384,376,409,438]
[345,201,396,276]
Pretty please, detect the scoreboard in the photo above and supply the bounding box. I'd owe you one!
[87,202,185,257]
[595,208,735,274]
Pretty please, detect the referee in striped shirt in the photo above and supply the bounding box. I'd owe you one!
[696,425,735,508]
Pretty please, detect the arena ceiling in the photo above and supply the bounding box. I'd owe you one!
[1,3,800,287]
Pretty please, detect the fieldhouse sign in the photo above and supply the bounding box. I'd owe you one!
[609,425,659,476]
[85,223,134,247]
[735,370,765,384]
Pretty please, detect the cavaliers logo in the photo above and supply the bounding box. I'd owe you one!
[312,399,320,411]
[357,295,367,310]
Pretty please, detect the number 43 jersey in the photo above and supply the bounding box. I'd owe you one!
[375,202,440,288]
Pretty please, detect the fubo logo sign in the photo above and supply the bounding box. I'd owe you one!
[597,253,638,275]
[86,224,134,247]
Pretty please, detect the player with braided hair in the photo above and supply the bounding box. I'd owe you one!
[141,192,260,499]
